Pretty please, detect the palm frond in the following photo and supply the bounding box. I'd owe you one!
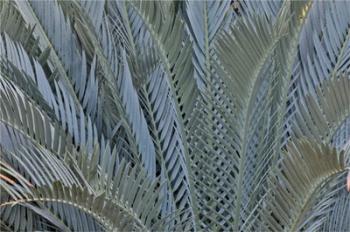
[247,139,347,231]
[2,146,81,187]
[64,0,158,176]
[214,2,312,229]
[290,74,350,231]
[15,0,82,107]
[1,157,163,231]
[120,1,201,228]
[0,158,62,231]
[184,0,230,90]
[298,172,349,231]
[240,0,282,19]
[293,76,350,142]
[0,76,73,155]
[0,148,96,231]
[1,0,349,231]
[128,0,198,122]
[297,1,350,97]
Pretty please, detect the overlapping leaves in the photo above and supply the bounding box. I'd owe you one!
[1,0,350,231]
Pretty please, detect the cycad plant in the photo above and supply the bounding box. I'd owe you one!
[0,0,349,231]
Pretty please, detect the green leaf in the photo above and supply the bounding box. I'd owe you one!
[293,76,350,143]
[254,139,346,232]
[1,161,164,231]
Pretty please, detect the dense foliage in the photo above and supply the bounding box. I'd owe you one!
[0,0,349,231]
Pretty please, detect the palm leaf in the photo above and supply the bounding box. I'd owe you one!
[251,139,347,231]
[240,0,282,18]
[121,1,201,228]
[1,156,164,231]
[5,2,155,175]
[214,2,312,229]
[298,172,349,231]
[297,1,350,97]
[15,0,82,107]
[0,76,73,155]
[291,76,350,231]
[293,76,350,143]
[1,0,350,231]
[68,1,158,176]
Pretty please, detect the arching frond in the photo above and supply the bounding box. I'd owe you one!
[1,0,349,231]
[293,76,350,142]
[1,157,163,231]
[248,139,347,231]
[214,2,312,230]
